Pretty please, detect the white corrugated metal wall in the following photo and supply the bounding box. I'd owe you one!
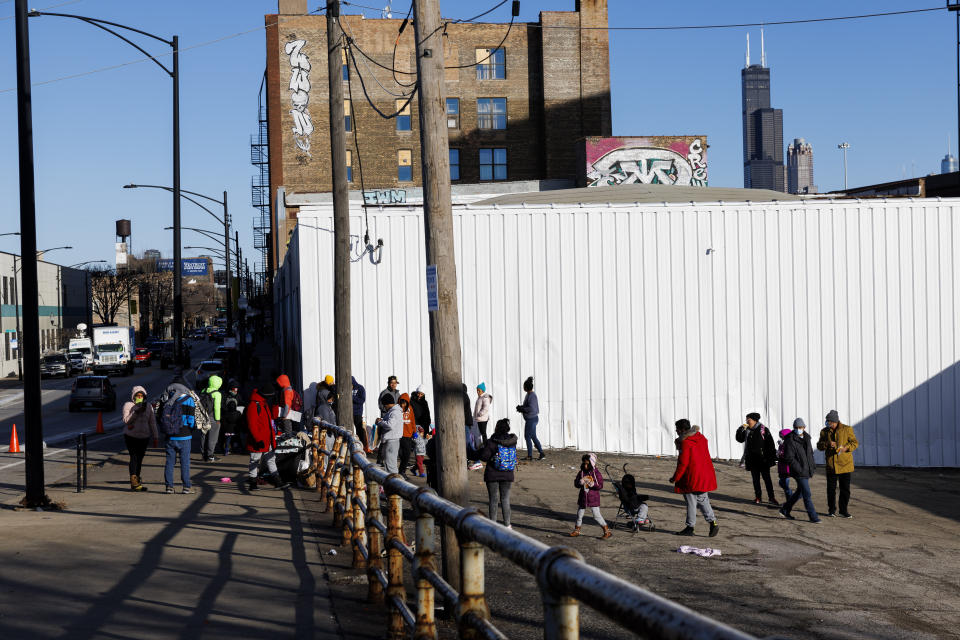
[283,198,960,467]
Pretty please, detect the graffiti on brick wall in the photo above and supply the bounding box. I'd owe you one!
[285,38,313,155]
[583,137,708,187]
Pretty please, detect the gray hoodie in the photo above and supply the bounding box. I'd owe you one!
[379,404,403,442]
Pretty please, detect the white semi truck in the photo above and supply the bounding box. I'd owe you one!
[92,326,135,376]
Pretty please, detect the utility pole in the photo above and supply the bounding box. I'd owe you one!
[327,1,352,427]
[838,142,850,190]
[15,0,47,507]
[223,190,232,334]
[412,0,467,587]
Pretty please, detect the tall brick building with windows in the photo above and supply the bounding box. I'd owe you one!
[261,0,611,269]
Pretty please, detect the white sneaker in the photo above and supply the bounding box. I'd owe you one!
[505,525,513,530]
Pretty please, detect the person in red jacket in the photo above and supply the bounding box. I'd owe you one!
[669,419,719,537]
[245,388,283,490]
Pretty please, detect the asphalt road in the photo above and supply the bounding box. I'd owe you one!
[0,339,220,502]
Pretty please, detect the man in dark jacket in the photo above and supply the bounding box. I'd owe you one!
[778,418,821,523]
[219,379,243,455]
[735,412,779,505]
[476,418,518,528]
[351,376,370,453]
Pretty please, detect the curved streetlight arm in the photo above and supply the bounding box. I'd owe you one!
[185,246,226,257]
[128,184,224,225]
[165,226,225,246]
[28,12,173,76]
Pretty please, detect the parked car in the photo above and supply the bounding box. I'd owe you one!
[147,340,166,359]
[160,342,176,369]
[40,353,71,379]
[69,375,117,412]
[194,359,224,389]
[134,347,153,366]
[66,351,87,375]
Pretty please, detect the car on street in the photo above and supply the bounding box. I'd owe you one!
[67,351,87,375]
[194,359,224,385]
[69,375,117,412]
[160,342,177,369]
[40,353,71,379]
[134,347,153,366]
[147,340,166,359]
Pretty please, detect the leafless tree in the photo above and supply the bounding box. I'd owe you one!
[89,266,141,325]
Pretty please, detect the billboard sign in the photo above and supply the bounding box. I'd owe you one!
[157,258,209,276]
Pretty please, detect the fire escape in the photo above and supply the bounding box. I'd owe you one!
[250,72,270,294]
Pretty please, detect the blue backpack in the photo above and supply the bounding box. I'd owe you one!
[492,444,517,472]
[160,395,189,436]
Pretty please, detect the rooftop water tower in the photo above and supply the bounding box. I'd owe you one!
[116,219,130,268]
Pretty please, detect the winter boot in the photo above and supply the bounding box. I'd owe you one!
[247,478,259,491]
[676,526,695,536]
[131,475,147,492]
[601,526,612,540]
[568,526,582,537]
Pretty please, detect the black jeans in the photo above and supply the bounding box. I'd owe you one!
[125,434,149,477]
[398,437,413,474]
[751,466,776,500]
[826,471,852,515]
[477,420,488,445]
[353,414,369,450]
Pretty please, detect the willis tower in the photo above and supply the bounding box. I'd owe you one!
[742,32,784,192]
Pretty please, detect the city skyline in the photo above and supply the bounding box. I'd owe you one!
[741,31,785,192]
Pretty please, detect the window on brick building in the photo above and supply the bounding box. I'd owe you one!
[398,149,413,182]
[479,148,507,181]
[449,149,460,181]
[476,48,505,80]
[346,150,353,182]
[477,98,506,130]
[446,98,460,129]
[396,99,411,131]
[342,49,349,81]
[344,99,352,132]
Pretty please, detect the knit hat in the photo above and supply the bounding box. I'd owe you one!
[793,417,806,428]
[779,428,793,438]
[414,385,423,394]
[825,409,840,423]
[675,418,692,433]
[477,382,486,392]
[324,375,334,385]
[379,392,395,407]
[746,412,761,423]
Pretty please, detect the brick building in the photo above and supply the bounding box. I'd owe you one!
[261,0,612,270]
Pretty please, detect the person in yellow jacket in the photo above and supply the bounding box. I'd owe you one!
[817,409,859,518]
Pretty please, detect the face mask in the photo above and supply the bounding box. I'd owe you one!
[794,427,803,434]
[135,397,144,404]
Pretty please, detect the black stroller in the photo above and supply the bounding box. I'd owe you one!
[609,464,655,533]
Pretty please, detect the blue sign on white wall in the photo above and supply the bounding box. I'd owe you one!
[157,259,209,276]
[425,265,438,312]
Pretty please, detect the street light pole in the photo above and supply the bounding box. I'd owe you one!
[172,35,183,366]
[838,142,850,190]
[14,0,47,507]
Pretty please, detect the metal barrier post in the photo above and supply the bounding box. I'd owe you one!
[386,492,407,640]
[81,432,88,491]
[333,443,348,528]
[325,435,343,513]
[341,446,353,546]
[537,548,583,640]
[306,423,319,489]
[457,540,490,639]
[366,479,385,603]
[414,508,438,640]
[76,435,83,493]
[352,462,367,569]
[316,428,328,496]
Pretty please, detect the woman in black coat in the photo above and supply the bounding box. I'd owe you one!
[735,412,779,505]
[778,418,821,523]
[477,418,518,529]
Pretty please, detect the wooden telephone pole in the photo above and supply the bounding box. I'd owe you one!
[327,1,353,427]
[412,0,468,587]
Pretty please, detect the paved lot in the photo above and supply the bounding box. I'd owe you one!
[316,448,960,640]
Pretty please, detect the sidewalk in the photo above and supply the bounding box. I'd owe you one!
[0,449,383,639]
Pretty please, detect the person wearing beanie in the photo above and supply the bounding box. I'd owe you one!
[516,376,544,460]
[735,412,779,506]
[670,419,719,537]
[817,409,859,518]
[779,418,821,523]
[473,382,493,445]
[775,426,795,502]
[375,392,403,474]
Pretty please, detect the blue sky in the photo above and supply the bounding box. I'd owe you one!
[0,1,955,267]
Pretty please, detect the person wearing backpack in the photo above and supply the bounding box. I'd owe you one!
[735,412,779,505]
[274,374,300,434]
[160,377,197,494]
[199,375,223,463]
[779,418,821,523]
[245,387,282,490]
[219,380,243,455]
[477,418,518,529]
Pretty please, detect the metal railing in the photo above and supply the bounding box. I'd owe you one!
[310,419,759,640]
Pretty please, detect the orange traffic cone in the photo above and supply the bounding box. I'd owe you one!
[96,412,105,434]
[8,424,20,453]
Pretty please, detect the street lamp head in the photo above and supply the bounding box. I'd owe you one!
[27,10,41,18]
[123,184,138,189]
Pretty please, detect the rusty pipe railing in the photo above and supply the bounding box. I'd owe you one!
[313,419,759,640]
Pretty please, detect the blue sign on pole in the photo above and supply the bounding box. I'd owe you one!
[157,258,209,276]
[425,265,438,312]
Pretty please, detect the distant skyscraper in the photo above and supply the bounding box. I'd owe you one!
[787,138,817,194]
[942,154,957,174]
[741,31,785,192]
